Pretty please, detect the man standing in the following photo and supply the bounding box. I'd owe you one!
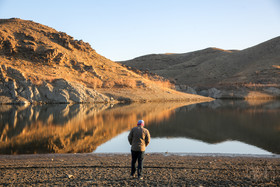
[128,120,150,180]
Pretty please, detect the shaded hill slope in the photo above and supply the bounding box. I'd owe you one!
[120,37,280,99]
[0,18,211,104]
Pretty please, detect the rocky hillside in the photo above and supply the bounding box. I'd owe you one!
[0,18,211,104]
[120,37,280,99]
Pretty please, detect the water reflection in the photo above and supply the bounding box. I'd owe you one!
[95,132,272,155]
[0,102,191,154]
[147,100,280,154]
[0,100,279,154]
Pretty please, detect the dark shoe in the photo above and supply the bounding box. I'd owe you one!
[131,174,135,178]
[138,176,143,180]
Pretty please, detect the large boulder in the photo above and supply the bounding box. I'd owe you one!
[208,88,222,99]
[38,81,69,103]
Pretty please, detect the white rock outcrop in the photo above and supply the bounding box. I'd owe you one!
[0,66,111,104]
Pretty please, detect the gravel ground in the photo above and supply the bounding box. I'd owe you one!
[0,153,279,186]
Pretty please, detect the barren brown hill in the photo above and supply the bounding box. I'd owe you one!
[0,18,211,104]
[120,37,280,99]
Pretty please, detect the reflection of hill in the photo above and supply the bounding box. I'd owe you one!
[0,102,197,154]
[147,100,280,154]
[0,104,111,154]
[2,100,278,154]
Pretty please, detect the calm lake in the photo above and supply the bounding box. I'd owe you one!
[0,100,279,155]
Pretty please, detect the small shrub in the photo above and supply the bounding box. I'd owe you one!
[114,78,136,88]
[87,77,103,89]
[153,80,175,89]
[102,80,115,88]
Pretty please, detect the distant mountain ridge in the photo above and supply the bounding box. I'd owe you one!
[0,18,211,104]
[120,36,280,99]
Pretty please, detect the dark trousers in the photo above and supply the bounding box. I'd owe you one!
[131,150,145,177]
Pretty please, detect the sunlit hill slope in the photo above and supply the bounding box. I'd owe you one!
[0,18,211,104]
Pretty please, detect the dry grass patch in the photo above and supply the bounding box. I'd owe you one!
[114,78,137,88]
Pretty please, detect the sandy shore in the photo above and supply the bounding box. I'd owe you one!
[0,153,279,186]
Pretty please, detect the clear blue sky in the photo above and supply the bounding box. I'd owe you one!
[0,0,279,61]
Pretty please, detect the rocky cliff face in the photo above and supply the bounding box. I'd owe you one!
[0,65,110,104]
